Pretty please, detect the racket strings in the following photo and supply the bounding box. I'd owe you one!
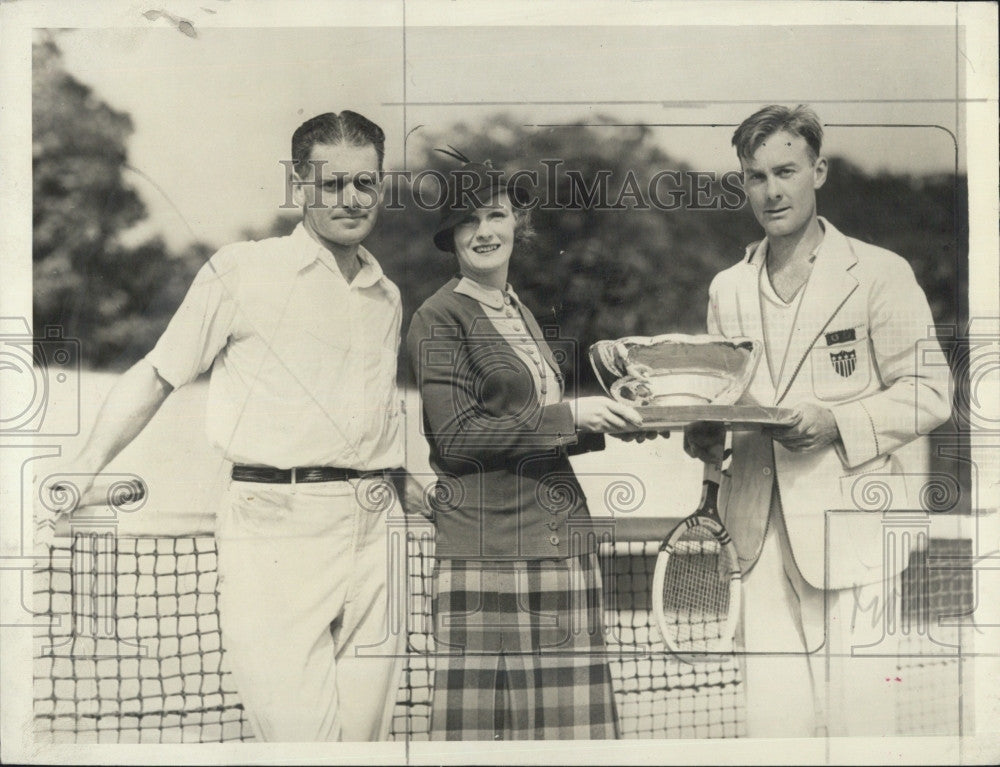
[659,529,735,653]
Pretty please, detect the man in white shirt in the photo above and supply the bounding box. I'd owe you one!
[40,111,405,741]
[684,105,952,736]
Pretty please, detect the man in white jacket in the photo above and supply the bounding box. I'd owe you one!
[684,104,952,736]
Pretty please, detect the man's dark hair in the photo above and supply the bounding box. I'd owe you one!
[732,104,824,164]
[291,111,386,177]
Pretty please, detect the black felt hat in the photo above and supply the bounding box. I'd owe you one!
[432,147,533,252]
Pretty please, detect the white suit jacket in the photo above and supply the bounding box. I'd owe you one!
[707,218,952,589]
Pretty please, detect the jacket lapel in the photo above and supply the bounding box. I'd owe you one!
[519,300,565,394]
[461,284,566,397]
[728,242,776,406]
[774,219,859,404]
[733,241,766,346]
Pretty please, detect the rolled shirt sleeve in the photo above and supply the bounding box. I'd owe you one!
[145,251,239,389]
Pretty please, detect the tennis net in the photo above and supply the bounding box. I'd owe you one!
[33,518,975,743]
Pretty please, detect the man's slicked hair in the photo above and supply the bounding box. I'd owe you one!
[732,104,824,164]
[292,111,386,177]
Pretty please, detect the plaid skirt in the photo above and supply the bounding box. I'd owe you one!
[429,553,619,740]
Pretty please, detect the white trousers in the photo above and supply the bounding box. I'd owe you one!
[739,502,903,738]
[215,477,405,741]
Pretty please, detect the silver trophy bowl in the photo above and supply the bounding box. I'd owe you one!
[588,334,762,407]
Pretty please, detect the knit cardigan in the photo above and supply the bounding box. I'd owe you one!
[406,277,605,559]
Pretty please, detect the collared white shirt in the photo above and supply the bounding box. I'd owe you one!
[453,277,561,405]
[146,223,403,469]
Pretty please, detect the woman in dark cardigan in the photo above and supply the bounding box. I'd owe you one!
[406,157,646,740]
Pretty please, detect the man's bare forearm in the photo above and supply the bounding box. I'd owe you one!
[74,359,174,473]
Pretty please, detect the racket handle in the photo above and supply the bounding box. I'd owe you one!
[720,430,734,474]
[703,461,723,486]
[699,462,723,513]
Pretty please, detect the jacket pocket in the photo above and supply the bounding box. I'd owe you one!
[838,455,907,512]
[810,327,872,401]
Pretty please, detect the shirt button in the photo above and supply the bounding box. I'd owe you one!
[763,467,772,476]
[541,387,547,395]
[514,324,523,332]
[528,347,537,356]
[549,535,560,546]
[505,309,516,318]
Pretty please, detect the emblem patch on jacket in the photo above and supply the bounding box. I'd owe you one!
[830,349,857,377]
[825,328,857,345]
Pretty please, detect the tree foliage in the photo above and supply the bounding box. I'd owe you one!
[358,119,967,389]
[32,36,207,368]
[32,44,966,376]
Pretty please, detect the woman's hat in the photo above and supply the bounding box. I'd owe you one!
[432,147,533,252]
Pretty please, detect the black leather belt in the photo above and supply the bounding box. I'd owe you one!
[231,465,389,484]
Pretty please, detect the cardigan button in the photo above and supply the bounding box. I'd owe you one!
[549,535,560,546]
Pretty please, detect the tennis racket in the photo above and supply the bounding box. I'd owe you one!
[651,449,741,663]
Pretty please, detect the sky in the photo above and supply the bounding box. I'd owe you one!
[47,16,971,251]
